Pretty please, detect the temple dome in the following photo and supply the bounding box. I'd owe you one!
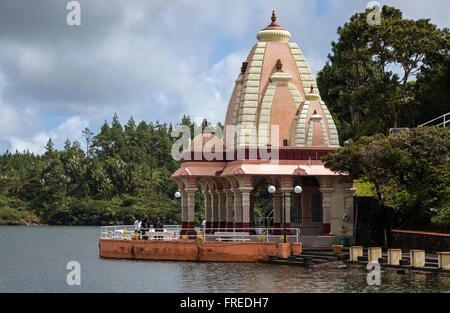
[224,11,340,149]
[256,10,291,42]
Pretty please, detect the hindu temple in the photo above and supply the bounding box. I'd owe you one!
[171,11,357,245]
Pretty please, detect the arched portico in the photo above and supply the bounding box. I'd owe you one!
[173,166,355,238]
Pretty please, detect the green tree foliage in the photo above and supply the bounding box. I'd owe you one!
[0,114,199,226]
[317,5,450,143]
[323,127,450,230]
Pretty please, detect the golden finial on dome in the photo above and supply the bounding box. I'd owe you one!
[257,10,291,42]
[266,10,281,28]
[270,10,278,26]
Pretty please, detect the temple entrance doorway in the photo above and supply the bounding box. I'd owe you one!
[292,176,323,236]
[252,177,271,228]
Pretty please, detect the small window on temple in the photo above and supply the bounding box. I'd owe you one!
[283,139,288,146]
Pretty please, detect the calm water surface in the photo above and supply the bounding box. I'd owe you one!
[0,226,449,293]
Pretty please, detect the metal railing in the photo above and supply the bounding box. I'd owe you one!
[100,225,301,243]
[100,225,184,238]
[419,112,449,127]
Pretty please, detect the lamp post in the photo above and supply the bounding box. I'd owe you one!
[174,191,182,235]
[268,185,302,243]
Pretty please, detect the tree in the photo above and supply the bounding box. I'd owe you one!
[0,113,193,226]
[414,53,450,125]
[323,127,450,230]
[317,5,450,142]
[110,113,125,157]
[92,121,112,159]
[81,127,94,157]
[45,138,55,154]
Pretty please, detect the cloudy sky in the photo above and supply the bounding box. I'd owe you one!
[0,0,448,154]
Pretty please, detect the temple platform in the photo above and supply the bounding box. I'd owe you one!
[99,238,302,263]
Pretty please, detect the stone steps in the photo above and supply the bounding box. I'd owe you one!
[299,253,340,261]
[262,248,449,274]
[303,248,440,263]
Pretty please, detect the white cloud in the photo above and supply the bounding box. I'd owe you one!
[9,116,89,154]
[0,0,448,153]
[0,70,88,154]
[0,72,43,144]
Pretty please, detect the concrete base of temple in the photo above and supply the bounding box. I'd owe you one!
[99,239,302,262]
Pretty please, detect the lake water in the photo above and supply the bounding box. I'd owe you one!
[0,226,449,293]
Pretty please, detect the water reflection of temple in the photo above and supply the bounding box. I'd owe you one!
[171,11,356,244]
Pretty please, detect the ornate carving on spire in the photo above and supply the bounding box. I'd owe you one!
[306,83,320,100]
[241,62,248,73]
[276,59,282,71]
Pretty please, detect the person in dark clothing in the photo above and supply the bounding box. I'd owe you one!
[142,217,149,239]
[153,217,160,230]
[154,217,163,240]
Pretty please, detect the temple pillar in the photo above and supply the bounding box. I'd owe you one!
[343,185,357,237]
[180,190,188,236]
[250,191,255,228]
[184,188,197,238]
[218,190,227,231]
[225,189,234,231]
[233,189,243,230]
[239,187,253,234]
[211,189,219,233]
[280,188,293,235]
[320,188,334,236]
[204,190,213,234]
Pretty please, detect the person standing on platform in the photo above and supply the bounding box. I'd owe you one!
[134,217,141,239]
[142,217,149,239]
[153,217,159,239]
